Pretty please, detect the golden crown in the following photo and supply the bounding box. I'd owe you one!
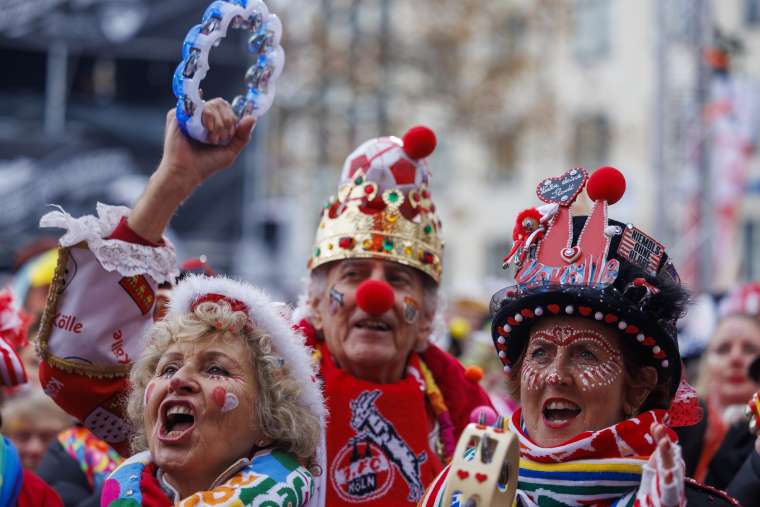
[307,127,444,283]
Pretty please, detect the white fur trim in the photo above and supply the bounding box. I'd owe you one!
[40,203,178,284]
[168,275,327,424]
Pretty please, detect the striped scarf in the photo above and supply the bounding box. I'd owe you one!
[420,409,672,507]
[58,426,123,491]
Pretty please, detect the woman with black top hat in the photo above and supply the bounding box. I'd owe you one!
[420,167,738,506]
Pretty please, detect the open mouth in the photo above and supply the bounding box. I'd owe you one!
[160,402,196,441]
[354,318,392,332]
[542,398,581,427]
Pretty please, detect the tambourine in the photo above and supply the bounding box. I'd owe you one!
[443,418,520,507]
[172,0,285,143]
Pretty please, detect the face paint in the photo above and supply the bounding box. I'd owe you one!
[222,392,239,413]
[521,364,543,391]
[212,386,240,413]
[329,286,344,315]
[144,380,156,407]
[402,296,419,323]
[213,386,226,408]
[521,325,623,392]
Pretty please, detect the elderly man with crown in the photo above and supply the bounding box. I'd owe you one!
[293,126,493,506]
[419,167,740,507]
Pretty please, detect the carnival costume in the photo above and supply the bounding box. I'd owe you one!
[35,205,326,507]
[296,126,493,506]
[419,167,738,507]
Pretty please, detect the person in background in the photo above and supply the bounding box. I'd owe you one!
[2,390,73,470]
[0,285,62,506]
[695,282,760,481]
[711,356,760,505]
[294,126,493,506]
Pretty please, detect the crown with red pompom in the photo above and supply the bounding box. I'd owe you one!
[490,166,689,401]
[308,126,444,282]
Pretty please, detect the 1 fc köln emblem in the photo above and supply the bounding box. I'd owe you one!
[330,390,427,503]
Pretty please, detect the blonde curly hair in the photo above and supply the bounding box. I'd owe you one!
[127,299,321,466]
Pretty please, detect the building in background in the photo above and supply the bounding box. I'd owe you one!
[2,0,760,301]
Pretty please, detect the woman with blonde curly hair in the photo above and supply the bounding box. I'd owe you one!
[35,100,326,506]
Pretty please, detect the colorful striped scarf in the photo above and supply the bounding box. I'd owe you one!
[101,447,313,506]
[420,409,672,507]
[58,426,123,491]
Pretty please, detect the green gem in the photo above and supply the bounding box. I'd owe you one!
[388,191,399,203]
[383,239,394,251]
[424,224,433,234]
[354,176,363,185]
[314,247,321,257]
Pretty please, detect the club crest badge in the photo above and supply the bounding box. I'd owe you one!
[330,390,427,503]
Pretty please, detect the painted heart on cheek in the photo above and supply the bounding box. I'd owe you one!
[213,386,239,413]
[222,393,239,413]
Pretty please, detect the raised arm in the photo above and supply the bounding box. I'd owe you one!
[36,100,254,456]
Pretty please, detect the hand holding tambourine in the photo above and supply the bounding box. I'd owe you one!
[443,418,520,507]
[172,0,284,144]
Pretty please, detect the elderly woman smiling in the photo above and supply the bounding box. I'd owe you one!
[420,168,738,507]
[35,100,326,506]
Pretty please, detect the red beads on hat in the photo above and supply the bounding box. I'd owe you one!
[587,166,626,204]
[402,126,437,159]
[355,279,395,316]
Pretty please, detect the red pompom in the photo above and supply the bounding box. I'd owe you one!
[464,365,484,382]
[402,126,437,159]
[587,166,626,204]
[355,279,395,316]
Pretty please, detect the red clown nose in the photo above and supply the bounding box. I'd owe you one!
[355,279,395,316]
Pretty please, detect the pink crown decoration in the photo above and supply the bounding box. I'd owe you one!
[509,167,628,288]
[308,126,444,282]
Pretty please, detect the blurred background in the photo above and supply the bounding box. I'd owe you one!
[2,0,760,353]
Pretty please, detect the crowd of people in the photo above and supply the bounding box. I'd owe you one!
[0,96,758,507]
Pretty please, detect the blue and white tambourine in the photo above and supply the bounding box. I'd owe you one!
[173,0,285,143]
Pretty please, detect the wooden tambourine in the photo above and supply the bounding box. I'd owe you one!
[443,421,520,507]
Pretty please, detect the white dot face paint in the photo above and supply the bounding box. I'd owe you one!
[222,392,240,413]
[520,325,623,392]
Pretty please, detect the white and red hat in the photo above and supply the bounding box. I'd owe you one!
[0,289,30,387]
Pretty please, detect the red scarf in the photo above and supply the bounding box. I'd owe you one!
[319,342,443,506]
